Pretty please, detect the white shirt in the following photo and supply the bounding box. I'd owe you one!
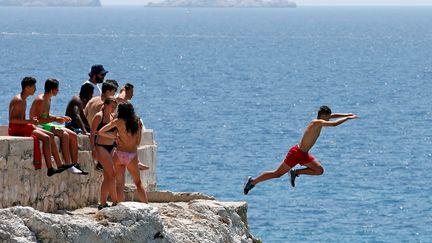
[83,80,101,97]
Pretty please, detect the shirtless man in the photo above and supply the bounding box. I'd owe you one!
[65,83,94,134]
[116,83,134,104]
[244,106,358,194]
[98,102,148,203]
[84,82,117,129]
[30,78,87,175]
[8,77,68,176]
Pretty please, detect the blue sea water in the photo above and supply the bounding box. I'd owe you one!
[1,6,432,242]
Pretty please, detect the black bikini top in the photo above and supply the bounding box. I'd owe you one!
[97,109,116,132]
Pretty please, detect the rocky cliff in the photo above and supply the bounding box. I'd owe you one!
[0,0,101,6]
[0,127,259,242]
[0,199,259,243]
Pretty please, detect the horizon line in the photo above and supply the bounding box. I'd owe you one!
[101,4,432,7]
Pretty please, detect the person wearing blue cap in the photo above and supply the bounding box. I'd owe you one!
[83,64,108,97]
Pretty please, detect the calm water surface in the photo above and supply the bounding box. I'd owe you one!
[1,6,432,242]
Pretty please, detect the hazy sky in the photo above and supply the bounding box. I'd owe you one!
[102,0,432,6]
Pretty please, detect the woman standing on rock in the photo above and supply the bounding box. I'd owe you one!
[98,102,148,203]
[90,97,119,209]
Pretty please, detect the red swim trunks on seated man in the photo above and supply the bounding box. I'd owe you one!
[29,78,87,175]
[8,77,70,176]
[243,106,359,195]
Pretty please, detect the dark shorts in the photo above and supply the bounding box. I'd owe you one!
[283,145,316,168]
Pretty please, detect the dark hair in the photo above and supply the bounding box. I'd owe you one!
[44,78,59,93]
[101,82,117,94]
[79,83,94,100]
[318,105,332,118]
[103,96,117,106]
[117,102,140,135]
[124,83,134,91]
[21,76,36,90]
[105,80,119,89]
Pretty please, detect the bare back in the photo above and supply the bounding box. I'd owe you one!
[9,94,26,123]
[115,118,142,153]
[84,96,104,128]
[65,96,81,118]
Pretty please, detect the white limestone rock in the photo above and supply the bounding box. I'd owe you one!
[0,199,259,243]
[0,207,37,242]
[156,200,258,243]
[0,203,171,243]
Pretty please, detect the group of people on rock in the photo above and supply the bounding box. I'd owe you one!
[8,64,148,209]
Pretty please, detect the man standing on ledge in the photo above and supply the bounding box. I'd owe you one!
[244,106,358,194]
[83,64,108,97]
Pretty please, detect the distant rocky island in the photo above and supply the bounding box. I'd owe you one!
[0,0,101,6]
[147,0,296,8]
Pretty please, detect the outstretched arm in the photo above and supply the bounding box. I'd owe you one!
[330,113,354,118]
[98,119,118,140]
[30,99,65,123]
[315,115,358,127]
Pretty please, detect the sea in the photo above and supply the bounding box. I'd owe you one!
[1,6,432,242]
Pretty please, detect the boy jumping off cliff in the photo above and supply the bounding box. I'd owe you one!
[244,106,358,194]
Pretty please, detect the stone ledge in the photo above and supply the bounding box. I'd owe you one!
[124,189,216,203]
[0,126,158,213]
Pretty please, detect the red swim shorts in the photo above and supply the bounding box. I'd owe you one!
[283,145,316,168]
[8,123,36,137]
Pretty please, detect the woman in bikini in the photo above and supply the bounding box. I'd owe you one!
[98,102,148,203]
[90,97,119,209]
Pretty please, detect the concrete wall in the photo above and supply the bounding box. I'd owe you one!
[0,125,157,212]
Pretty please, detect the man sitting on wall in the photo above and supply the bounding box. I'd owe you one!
[8,77,69,176]
[30,78,87,175]
[65,83,94,135]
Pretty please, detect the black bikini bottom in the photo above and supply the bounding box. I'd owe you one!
[96,144,115,153]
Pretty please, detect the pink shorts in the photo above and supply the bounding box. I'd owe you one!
[114,150,137,166]
[283,145,316,168]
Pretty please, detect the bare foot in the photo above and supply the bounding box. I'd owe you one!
[138,162,149,171]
